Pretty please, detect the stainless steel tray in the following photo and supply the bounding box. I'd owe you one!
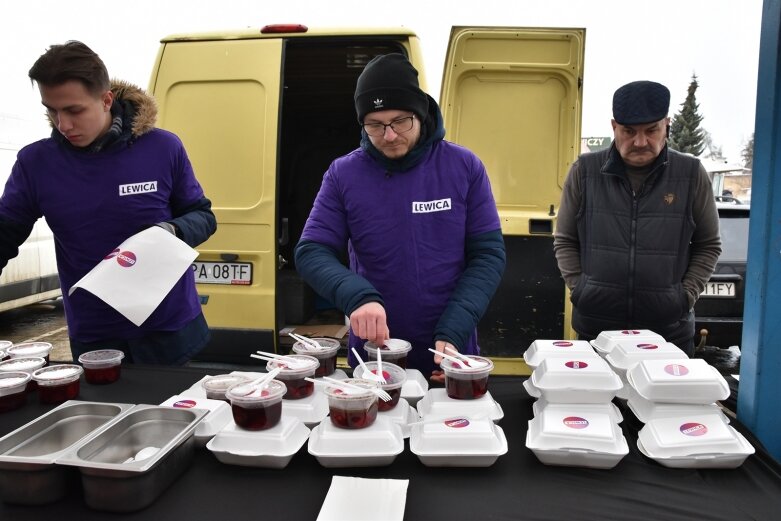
[0,400,134,505]
[57,404,207,512]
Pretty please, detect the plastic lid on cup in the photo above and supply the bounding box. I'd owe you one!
[441,355,494,376]
[7,341,53,358]
[0,356,47,374]
[353,362,407,390]
[226,379,287,405]
[266,354,319,377]
[32,364,83,386]
[0,340,12,351]
[323,378,378,401]
[291,338,340,357]
[78,349,125,368]
[0,371,31,397]
[364,339,412,355]
[202,374,252,394]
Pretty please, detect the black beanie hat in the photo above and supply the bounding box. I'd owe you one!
[354,54,429,123]
[612,80,670,125]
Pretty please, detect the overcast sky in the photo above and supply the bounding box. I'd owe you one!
[0,0,764,162]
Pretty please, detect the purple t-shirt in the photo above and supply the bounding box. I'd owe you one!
[0,129,204,342]
[301,140,500,368]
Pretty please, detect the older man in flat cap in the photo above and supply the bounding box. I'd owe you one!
[553,80,721,355]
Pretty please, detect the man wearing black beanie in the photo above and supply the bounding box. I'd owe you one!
[553,80,721,355]
[295,53,506,380]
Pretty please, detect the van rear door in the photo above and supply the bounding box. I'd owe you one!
[439,27,585,359]
[151,38,283,361]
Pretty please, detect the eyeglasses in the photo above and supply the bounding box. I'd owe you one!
[361,115,415,137]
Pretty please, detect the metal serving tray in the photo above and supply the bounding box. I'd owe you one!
[56,404,207,512]
[0,400,134,505]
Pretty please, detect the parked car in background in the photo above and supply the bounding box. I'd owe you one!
[694,203,750,349]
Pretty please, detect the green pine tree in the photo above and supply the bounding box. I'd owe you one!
[669,75,706,156]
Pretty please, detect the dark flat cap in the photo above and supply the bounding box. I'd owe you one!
[612,81,670,125]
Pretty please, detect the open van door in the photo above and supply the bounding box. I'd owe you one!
[439,27,585,365]
[151,38,284,361]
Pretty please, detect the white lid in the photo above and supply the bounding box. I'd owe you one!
[32,364,83,384]
[363,338,412,355]
[526,407,628,454]
[590,330,666,354]
[291,337,340,357]
[0,356,46,373]
[7,341,52,357]
[378,398,419,438]
[626,359,730,404]
[533,398,624,424]
[415,388,504,422]
[638,414,755,460]
[604,341,688,372]
[410,417,507,456]
[401,368,428,404]
[207,416,310,467]
[530,357,622,402]
[626,386,727,423]
[523,339,600,368]
[307,416,404,458]
[266,354,319,376]
[281,390,329,426]
[0,340,13,350]
[159,394,233,441]
[0,371,31,397]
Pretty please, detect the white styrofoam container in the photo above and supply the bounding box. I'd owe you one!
[378,397,419,439]
[523,378,541,398]
[590,329,666,355]
[604,341,688,378]
[206,416,310,469]
[526,408,629,469]
[637,414,754,468]
[409,417,508,467]
[626,359,730,404]
[416,388,504,423]
[523,339,600,369]
[530,357,623,403]
[159,394,232,447]
[532,398,624,424]
[307,416,404,468]
[626,386,728,424]
[401,368,429,406]
[281,390,330,428]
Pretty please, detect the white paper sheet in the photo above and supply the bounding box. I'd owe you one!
[317,476,409,521]
[69,226,198,326]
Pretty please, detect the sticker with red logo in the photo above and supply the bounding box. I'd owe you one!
[636,343,658,350]
[680,422,708,436]
[665,364,689,376]
[621,330,641,335]
[565,360,588,369]
[444,418,470,428]
[104,248,120,260]
[173,399,197,408]
[563,416,589,429]
[552,341,573,347]
[116,251,137,267]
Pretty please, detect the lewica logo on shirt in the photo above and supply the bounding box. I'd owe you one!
[119,181,158,196]
[412,198,452,214]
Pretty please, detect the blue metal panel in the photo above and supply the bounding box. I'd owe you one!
[738,0,781,461]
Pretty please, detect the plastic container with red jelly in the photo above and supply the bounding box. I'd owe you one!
[226,379,286,431]
[324,378,380,429]
[291,337,340,377]
[0,371,31,413]
[363,339,412,368]
[0,357,46,392]
[441,355,494,400]
[201,373,252,401]
[266,355,319,400]
[352,361,407,412]
[78,349,125,384]
[6,341,53,364]
[32,364,84,404]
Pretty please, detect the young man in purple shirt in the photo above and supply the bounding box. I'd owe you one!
[0,41,216,365]
[295,54,506,381]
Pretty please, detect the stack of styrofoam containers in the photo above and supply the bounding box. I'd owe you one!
[523,340,628,469]
[602,338,689,399]
[626,358,754,468]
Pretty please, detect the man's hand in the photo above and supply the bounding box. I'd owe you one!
[349,302,389,346]
[430,339,456,384]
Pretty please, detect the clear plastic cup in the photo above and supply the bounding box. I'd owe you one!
[352,361,407,411]
[291,338,340,377]
[201,374,252,401]
[226,379,286,430]
[7,342,53,364]
[0,371,31,413]
[0,357,47,392]
[324,378,380,429]
[266,355,319,400]
[78,349,125,385]
[441,355,494,400]
[32,364,84,404]
[363,339,412,368]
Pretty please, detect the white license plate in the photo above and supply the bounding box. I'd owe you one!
[192,262,252,285]
[701,281,735,297]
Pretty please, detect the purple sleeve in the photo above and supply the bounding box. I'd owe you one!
[0,157,42,225]
[300,165,349,251]
[465,155,501,237]
[169,136,205,209]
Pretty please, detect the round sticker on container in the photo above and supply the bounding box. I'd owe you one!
[173,399,197,408]
[665,364,689,376]
[621,330,641,335]
[565,360,588,369]
[636,343,658,350]
[680,422,708,436]
[117,251,137,267]
[552,341,573,347]
[444,418,470,428]
[563,416,589,429]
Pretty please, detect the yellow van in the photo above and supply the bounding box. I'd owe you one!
[148,25,585,368]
